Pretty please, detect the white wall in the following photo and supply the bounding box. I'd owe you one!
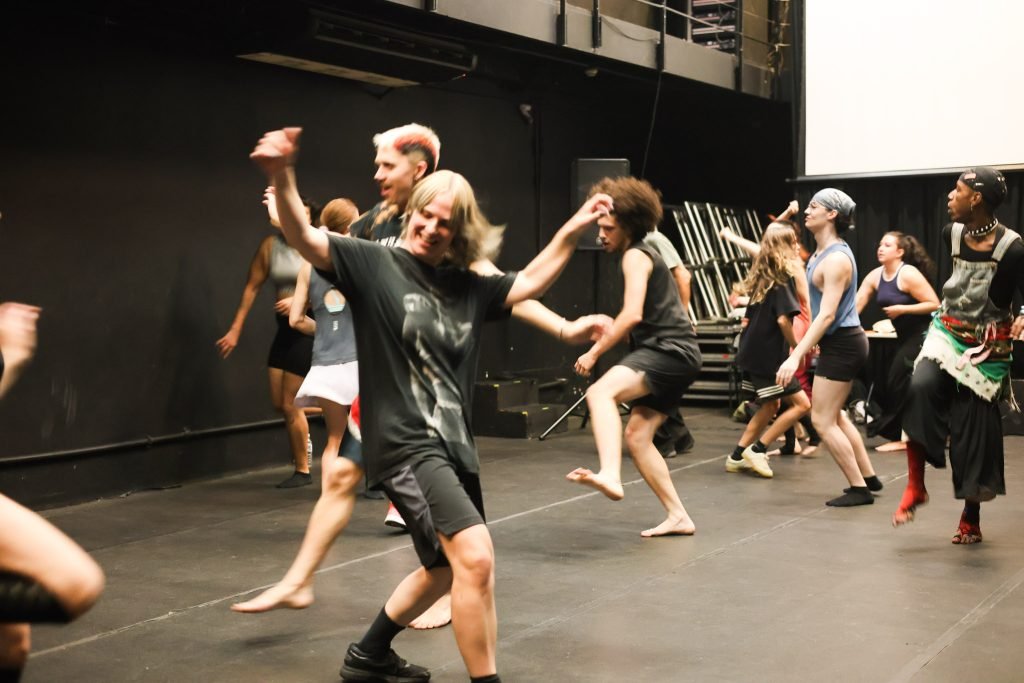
[804,0,1024,176]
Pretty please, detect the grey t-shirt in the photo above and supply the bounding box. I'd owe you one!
[318,236,516,486]
[643,230,683,270]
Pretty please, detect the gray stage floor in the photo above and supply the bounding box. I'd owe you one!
[25,408,1024,682]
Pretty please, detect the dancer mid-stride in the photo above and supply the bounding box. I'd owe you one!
[894,167,1024,544]
[566,177,703,537]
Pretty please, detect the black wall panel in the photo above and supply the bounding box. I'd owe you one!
[0,12,793,503]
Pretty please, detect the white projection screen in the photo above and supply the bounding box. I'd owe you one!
[803,0,1024,178]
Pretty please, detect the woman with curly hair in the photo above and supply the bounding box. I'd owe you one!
[725,223,812,479]
[855,232,939,451]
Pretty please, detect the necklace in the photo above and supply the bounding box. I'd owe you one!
[964,218,997,237]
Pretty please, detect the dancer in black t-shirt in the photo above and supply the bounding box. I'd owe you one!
[726,224,812,479]
[251,126,610,683]
[565,177,703,537]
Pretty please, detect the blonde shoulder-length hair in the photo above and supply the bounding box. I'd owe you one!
[739,223,799,304]
[401,170,504,268]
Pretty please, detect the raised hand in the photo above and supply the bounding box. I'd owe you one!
[263,186,282,228]
[568,193,614,233]
[250,128,303,177]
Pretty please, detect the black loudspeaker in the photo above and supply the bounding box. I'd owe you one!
[571,158,630,250]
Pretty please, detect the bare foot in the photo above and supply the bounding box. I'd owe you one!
[409,593,451,630]
[799,444,819,457]
[892,487,929,527]
[231,582,314,613]
[875,441,907,453]
[566,468,624,501]
[640,516,696,537]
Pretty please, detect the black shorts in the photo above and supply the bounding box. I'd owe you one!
[618,346,702,415]
[741,373,802,404]
[815,327,868,382]
[380,453,485,569]
[267,314,313,376]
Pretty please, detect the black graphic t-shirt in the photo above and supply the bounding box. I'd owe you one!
[351,202,405,248]
[318,235,517,485]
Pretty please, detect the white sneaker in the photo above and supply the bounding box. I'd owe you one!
[384,502,407,530]
[741,445,774,478]
[725,454,752,473]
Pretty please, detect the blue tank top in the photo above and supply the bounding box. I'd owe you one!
[806,240,860,335]
[875,264,929,341]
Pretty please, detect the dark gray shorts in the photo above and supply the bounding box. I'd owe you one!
[618,346,702,415]
[380,453,485,569]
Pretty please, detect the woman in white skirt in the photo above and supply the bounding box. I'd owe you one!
[232,196,365,613]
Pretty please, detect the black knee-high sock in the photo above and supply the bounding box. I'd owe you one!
[800,415,820,444]
[964,501,981,525]
[783,427,796,451]
[357,608,405,656]
[0,572,72,623]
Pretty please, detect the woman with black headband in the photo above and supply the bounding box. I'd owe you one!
[776,188,881,507]
[893,167,1024,544]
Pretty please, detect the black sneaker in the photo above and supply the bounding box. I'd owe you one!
[674,433,695,455]
[275,471,312,489]
[340,643,430,682]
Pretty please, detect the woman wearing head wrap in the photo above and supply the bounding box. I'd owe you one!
[776,188,881,506]
[893,167,1024,544]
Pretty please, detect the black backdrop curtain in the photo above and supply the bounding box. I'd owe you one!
[791,171,1024,326]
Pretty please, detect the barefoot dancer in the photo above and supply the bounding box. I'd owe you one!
[776,189,881,506]
[566,177,702,537]
[252,127,605,681]
[231,197,363,614]
[855,232,939,452]
[216,193,318,488]
[894,167,1024,544]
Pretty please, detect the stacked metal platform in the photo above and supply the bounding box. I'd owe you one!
[664,202,766,403]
